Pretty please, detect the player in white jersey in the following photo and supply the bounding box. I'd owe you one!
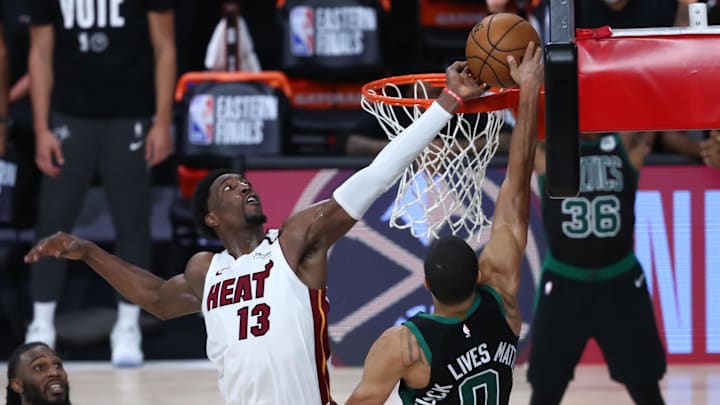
[24,60,490,404]
[201,227,332,404]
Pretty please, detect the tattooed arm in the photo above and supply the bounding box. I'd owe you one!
[346,325,428,405]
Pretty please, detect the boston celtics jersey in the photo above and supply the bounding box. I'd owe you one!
[540,133,639,275]
[399,286,518,405]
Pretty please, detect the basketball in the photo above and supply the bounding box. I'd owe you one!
[465,13,541,88]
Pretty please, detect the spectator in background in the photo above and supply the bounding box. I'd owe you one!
[2,1,33,154]
[204,1,261,72]
[572,0,708,162]
[6,342,71,405]
[25,0,176,367]
[575,0,681,29]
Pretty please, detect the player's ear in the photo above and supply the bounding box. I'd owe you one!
[10,378,23,394]
[423,278,429,290]
[205,213,218,229]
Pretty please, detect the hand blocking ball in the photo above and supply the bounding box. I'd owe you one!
[466,13,541,88]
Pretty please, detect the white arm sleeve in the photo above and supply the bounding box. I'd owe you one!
[333,102,453,220]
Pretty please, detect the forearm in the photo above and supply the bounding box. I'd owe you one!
[83,242,168,317]
[492,82,540,243]
[334,96,456,219]
[506,82,540,190]
[153,43,176,127]
[333,95,457,219]
[29,49,53,132]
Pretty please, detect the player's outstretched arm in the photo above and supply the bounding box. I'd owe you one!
[280,62,487,288]
[346,325,424,405]
[478,42,542,336]
[24,232,206,320]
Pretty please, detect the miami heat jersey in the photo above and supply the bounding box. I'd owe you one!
[201,230,334,405]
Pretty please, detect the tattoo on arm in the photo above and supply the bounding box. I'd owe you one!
[401,327,416,365]
[400,327,428,366]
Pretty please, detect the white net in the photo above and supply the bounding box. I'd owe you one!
[361,80,505,242]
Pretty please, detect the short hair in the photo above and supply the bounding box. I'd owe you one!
[192,169,235,239]
[424,236,478,305]
[6,342,51,405]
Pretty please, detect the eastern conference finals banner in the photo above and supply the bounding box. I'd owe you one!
[246,166,720,365]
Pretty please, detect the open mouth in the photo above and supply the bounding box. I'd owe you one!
[46,381,66,396]
[245,195,260,206]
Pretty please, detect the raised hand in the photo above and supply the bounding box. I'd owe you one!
[445,61,489,102]
[507,41,543,89]
[24,232,91,263]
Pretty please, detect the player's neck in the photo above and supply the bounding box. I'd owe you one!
[432,293,476,318]
[219,227,266,258]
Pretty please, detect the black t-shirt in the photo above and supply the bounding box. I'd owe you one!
[29,0,172,117]
[576,0,677,29]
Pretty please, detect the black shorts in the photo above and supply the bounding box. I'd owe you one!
[527,264,666,388]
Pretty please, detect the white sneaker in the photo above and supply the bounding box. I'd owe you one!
[25,321,56,349]
[111,323,144,367]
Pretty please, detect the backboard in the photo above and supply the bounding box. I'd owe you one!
[544,1,720,197]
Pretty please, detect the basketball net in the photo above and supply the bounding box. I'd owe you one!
[361,77,506,242]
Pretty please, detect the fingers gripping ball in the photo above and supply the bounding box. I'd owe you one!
[465,13,541,88]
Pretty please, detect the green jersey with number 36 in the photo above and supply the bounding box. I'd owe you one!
[540,133,638,270]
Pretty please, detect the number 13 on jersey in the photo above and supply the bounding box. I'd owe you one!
[237,304,270,340]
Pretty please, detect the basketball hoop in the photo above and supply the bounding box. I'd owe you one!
[362,73,542,242]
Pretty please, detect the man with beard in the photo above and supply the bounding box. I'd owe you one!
[23,60,491,404]
[6,342,70,405]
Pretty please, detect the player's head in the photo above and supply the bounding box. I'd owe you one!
[6,342,70,405]
[192,169,267,239]
[423,236,478,305]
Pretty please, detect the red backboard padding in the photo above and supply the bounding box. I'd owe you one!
[577,28,720,132]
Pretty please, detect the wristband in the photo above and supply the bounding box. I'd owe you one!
[442,88,463,108]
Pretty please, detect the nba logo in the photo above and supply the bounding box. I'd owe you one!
[189,95,214,145]
[289,6,315,56]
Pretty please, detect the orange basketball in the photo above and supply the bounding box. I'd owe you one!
[465,13,541,88]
